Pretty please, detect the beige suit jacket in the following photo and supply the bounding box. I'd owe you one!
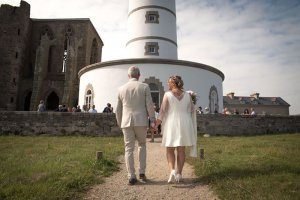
[116,78,155,128]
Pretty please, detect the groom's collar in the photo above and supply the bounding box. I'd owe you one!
[129,78,138,82]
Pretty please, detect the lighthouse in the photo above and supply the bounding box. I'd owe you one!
[78,0,224,113]
[126,0,177,59]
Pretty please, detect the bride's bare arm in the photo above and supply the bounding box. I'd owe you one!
[188,95,195,114]
[157,94,169,125]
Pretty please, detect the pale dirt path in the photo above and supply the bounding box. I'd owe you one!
[84,137,219,200]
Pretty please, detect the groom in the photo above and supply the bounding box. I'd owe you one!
[115,66,156,185]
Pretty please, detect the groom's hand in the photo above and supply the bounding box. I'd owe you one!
[150,121,157,131]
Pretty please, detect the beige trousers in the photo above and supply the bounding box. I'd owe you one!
[122,126,147,179]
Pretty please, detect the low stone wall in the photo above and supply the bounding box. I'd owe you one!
[0,111,299,136]
[197,114,300,135]
[0,111,122,136]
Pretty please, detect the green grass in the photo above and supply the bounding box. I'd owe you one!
[0,136,124,200]
[187,133,300,200]
[1,134,299,200]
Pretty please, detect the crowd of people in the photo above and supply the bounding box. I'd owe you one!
[37,102,114,114]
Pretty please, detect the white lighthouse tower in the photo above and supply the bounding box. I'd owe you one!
[126,0,178,59]
[78,0,225,113]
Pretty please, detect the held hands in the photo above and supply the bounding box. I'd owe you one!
[154,119,162,129]
[149,119,161,132]
[149,121,157,132]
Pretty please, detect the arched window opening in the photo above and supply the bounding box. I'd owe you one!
[62,38,68,73]
[62,26,73,73]
[85,89,93,110]
[46,91,59,111]
[24,91,32,111]
[209,86,219,113]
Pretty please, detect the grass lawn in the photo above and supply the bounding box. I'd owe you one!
[1,134,299,200]
[0,136,124,200]
[187,133,300,200]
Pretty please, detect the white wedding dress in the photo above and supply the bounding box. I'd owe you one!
[159,91,197,151]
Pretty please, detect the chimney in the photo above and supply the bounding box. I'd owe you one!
[250,93,259,99]
[227,92,234,99]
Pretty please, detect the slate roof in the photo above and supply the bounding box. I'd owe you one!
[223,94,290,106]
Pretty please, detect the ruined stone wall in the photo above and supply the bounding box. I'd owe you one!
[0,111,299,136]
[0,1,104,112]
[0,1,31,111]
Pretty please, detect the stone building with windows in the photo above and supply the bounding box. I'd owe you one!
[0,1,103,111]
[223,92,290,115]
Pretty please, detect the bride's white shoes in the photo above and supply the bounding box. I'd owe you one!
[175,174,182,183]
[167,170,176,183]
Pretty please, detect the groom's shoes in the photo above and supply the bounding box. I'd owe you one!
[128,177,137,185]
[139,174,147,181]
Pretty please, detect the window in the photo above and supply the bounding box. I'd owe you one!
[145,42,159,56]
[85,90,92,110]
[149,14,156,22]
[15,52,18,59]
[209,86,219,113]
[62,50,67,73]
[149,83,160,107]
[145,11,159,24]
[84,84,94,110]
[143,77,164,108]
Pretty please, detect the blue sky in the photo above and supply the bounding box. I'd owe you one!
[1,0,300,114]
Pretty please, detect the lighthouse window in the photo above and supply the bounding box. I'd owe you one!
[145,11,159,24]
[145,42,159,56]
[149,15,156,22]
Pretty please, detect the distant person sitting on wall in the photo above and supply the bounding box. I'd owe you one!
[103,103,113,113]
[250,108,256,116]
[55,105,63,112]
[61,105,68,112]
[37,100,46,112]
[233,108,239,115]
[89,105,97,113]
[197,106,203,114]
[243,108,250,115]
[204,107,210,114]
[75,105,81,112]
[223,107,231,115]
[82,105,88,112]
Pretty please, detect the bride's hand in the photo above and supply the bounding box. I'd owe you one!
[155,119,162,128]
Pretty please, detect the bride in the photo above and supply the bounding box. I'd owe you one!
[156,75,197,183]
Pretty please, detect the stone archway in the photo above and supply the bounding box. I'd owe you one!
[46,91,59,111]
[24,91,32,111]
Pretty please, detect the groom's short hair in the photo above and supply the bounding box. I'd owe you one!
[128,66,140,78]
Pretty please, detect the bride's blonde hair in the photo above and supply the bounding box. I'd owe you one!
[169,75,184,89]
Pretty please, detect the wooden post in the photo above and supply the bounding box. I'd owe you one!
[96,151,103,160]
[200,148,204,159]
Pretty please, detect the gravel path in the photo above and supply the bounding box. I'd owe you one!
[84,137,219,200]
